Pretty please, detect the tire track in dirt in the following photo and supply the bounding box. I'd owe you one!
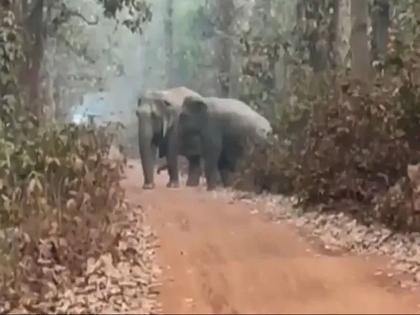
[124,161,420,314]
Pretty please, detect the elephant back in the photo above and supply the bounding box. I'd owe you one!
[206,97,272,138]
[141,87,200,108]
[160,87,201,109]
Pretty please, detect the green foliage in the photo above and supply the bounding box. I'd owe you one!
[0,120,122,228]
[0,6,24,101]
[0,119,125,312]
[97,0,152,33]
[239,31,282,117]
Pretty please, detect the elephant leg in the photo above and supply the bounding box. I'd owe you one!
[140,143,157,190]
[218,143,243,188]
[218,168,232,188]
[218,154,234,187]
[204,159,219,191]
[166,127,180,188]
[201,133,222,191]
[186,155,201,187]
[204,147,221,191]
[137,112,159,189]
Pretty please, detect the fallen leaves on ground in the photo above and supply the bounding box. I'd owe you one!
[214,188,420,290]
[3,203,161,314]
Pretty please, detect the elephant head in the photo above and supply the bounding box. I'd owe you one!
[136,92,169,189]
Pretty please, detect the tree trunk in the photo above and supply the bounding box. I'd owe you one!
[252,0,275,90]
[214,0,234,97]
[229,0,254,99]
[0,0,18,97]
[164,0,174,88]
[335,0,351,67]
[350,0,371,83]
[371,0,390,61]
[22,0,45,118]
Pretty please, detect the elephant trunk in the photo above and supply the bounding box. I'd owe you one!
[138,114,156,188]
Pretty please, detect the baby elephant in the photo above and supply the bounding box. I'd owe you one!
[178,95,272,190]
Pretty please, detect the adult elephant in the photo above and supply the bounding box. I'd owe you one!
[178,95,272,191]
[136,87,201,189]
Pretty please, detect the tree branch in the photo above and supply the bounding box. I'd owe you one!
[49,3,98,32]
[55,33,96,64]
[65,9,98,26]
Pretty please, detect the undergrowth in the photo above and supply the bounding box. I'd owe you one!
[236,24,420,232]
[0,3,128,312]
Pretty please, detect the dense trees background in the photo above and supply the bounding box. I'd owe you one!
[1,0,405,123]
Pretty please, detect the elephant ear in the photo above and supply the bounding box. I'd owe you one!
[183,96,208,115]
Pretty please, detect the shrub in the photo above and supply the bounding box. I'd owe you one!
[0,114,126,312]
[238,52,420,231]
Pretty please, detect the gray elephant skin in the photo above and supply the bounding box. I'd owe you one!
[178,95,272,191]
[136,86,202,189]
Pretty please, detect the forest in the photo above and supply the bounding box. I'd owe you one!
[1,0,420,313]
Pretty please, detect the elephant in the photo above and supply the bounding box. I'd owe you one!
[178,95,272,191]
[136,86,202,189]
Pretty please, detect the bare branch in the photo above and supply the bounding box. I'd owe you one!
[48,3,99,32]
[66,9,98,26]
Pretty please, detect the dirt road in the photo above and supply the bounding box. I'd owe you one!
[124,162,420,314]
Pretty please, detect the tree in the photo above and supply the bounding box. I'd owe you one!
[10,0,152,121]
[350,0,371,83]
[213,0,234,97]
[164,0,174,87]
[251,0,275,90]
[334,0,351,67]
[371,0,390,61]
[21,0,46,118]
[295,0,331,73]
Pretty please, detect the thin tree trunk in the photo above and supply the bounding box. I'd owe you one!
[164,0,174,88]
[371,0,390,61]
[335,0,351,67]
[253,0,275,90]
[229,0,255,99]
[22,0,45,118]
[350,0,371,84]
[214,0,234,97]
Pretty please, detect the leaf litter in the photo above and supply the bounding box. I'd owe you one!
[214,188,420,290]
[2,202,161,314]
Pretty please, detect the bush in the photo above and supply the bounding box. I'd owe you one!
[234,136,298,195]
[0,4,160,313]
[0,113,126,312]
[295,81,411,205]
[237,48,420,231]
